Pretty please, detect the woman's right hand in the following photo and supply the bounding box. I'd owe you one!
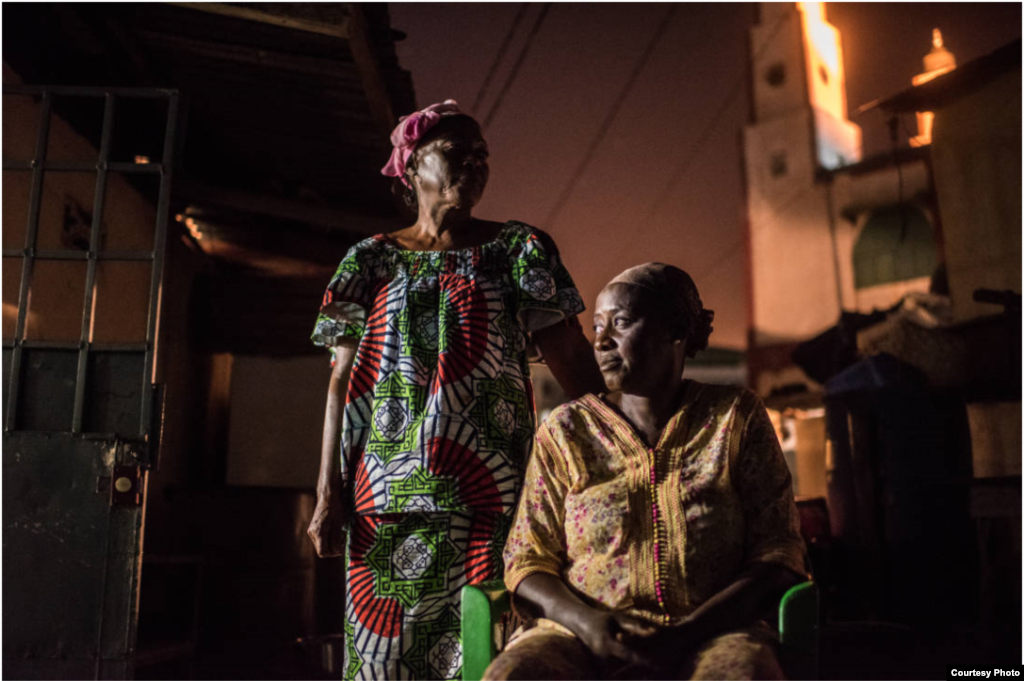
[574,609,659,669]
[307,494,347,557]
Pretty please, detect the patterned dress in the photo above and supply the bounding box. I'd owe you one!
[494,383,808,679]
[311,221,584,680]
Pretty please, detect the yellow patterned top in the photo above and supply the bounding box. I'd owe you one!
[503,381,807,624]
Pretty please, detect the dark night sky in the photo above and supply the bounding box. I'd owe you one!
[389,2,1021,349]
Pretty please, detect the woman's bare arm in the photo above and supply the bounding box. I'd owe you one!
[514,573,594,633]
[316,341,357,498]
[515,574,654,666]
[533,319,606,400]
[307,340,358,557]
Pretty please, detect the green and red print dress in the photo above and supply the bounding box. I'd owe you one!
[311,221,584,680]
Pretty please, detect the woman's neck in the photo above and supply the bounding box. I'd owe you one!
[616,380,687,448]
[395,203,507,252]
[413,203,474,243]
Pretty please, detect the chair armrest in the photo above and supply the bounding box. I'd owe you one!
[464,580,819,679]
[778,581,819,679]
[461,580,511,681]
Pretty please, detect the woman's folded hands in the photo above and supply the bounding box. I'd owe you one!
[515,572,703,674]
[574,608,703,674]
[575,609,656,667]
[628,619,706,672]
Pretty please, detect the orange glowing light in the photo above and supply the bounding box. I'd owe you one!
[183,217,203,241]
[911,28,957,146]
[800,2,840,75]
[796,0,861,169]
[3,302,36,338]
[3,302,17,326]
[797,1,825,22]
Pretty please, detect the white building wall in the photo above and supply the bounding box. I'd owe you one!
[744,3,862,349]
[750,6,808,122]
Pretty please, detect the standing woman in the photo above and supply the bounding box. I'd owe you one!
[307,100,605,680]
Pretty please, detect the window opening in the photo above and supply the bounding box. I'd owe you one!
[853,204,936,289]
[770,151,789,178]
[765,63,787,88]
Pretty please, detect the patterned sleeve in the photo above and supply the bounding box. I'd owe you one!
[503,422,571,596]
[511,226,586,333]
[311,238,386,353]
[732,393,809,578]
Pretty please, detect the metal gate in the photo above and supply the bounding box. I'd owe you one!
[3,85,178,679]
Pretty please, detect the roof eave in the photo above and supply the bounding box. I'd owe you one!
[856,37,1022,115]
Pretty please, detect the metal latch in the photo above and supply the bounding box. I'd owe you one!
[110,465,142,506]
[97,464,142,507]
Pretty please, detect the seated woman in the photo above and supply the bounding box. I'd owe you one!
[484,263,809,680]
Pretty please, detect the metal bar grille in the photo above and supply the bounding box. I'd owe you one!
[3,86,178,438]
[5,92,52,431]
[71,93,115,434]
[3,341,149,352]
[2,160,163,173]
[2,250,156,261]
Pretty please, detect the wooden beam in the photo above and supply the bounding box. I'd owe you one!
[186,237,340,278]
[343,3,396,137]
[164,2,397,138]
[166,3,350,39]
[173,177,397,237]
[137,27,363,82]
[102,15,166,86]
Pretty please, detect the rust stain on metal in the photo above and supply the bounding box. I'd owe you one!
[101,444,117,468]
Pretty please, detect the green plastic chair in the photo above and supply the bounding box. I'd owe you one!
[461,580,819,680]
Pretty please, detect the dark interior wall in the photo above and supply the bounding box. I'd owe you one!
[225,354,330,488]
[139,244,337,677]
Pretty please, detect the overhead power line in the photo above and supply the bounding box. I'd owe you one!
[692,184,820,282]
[640,11,792,229]
[482,3,553,129]
[472,3,530,115]
[544,3,679,227]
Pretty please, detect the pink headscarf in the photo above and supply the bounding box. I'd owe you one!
[381,99,464,187]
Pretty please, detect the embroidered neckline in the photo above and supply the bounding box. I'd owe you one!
[584,382,699,452]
